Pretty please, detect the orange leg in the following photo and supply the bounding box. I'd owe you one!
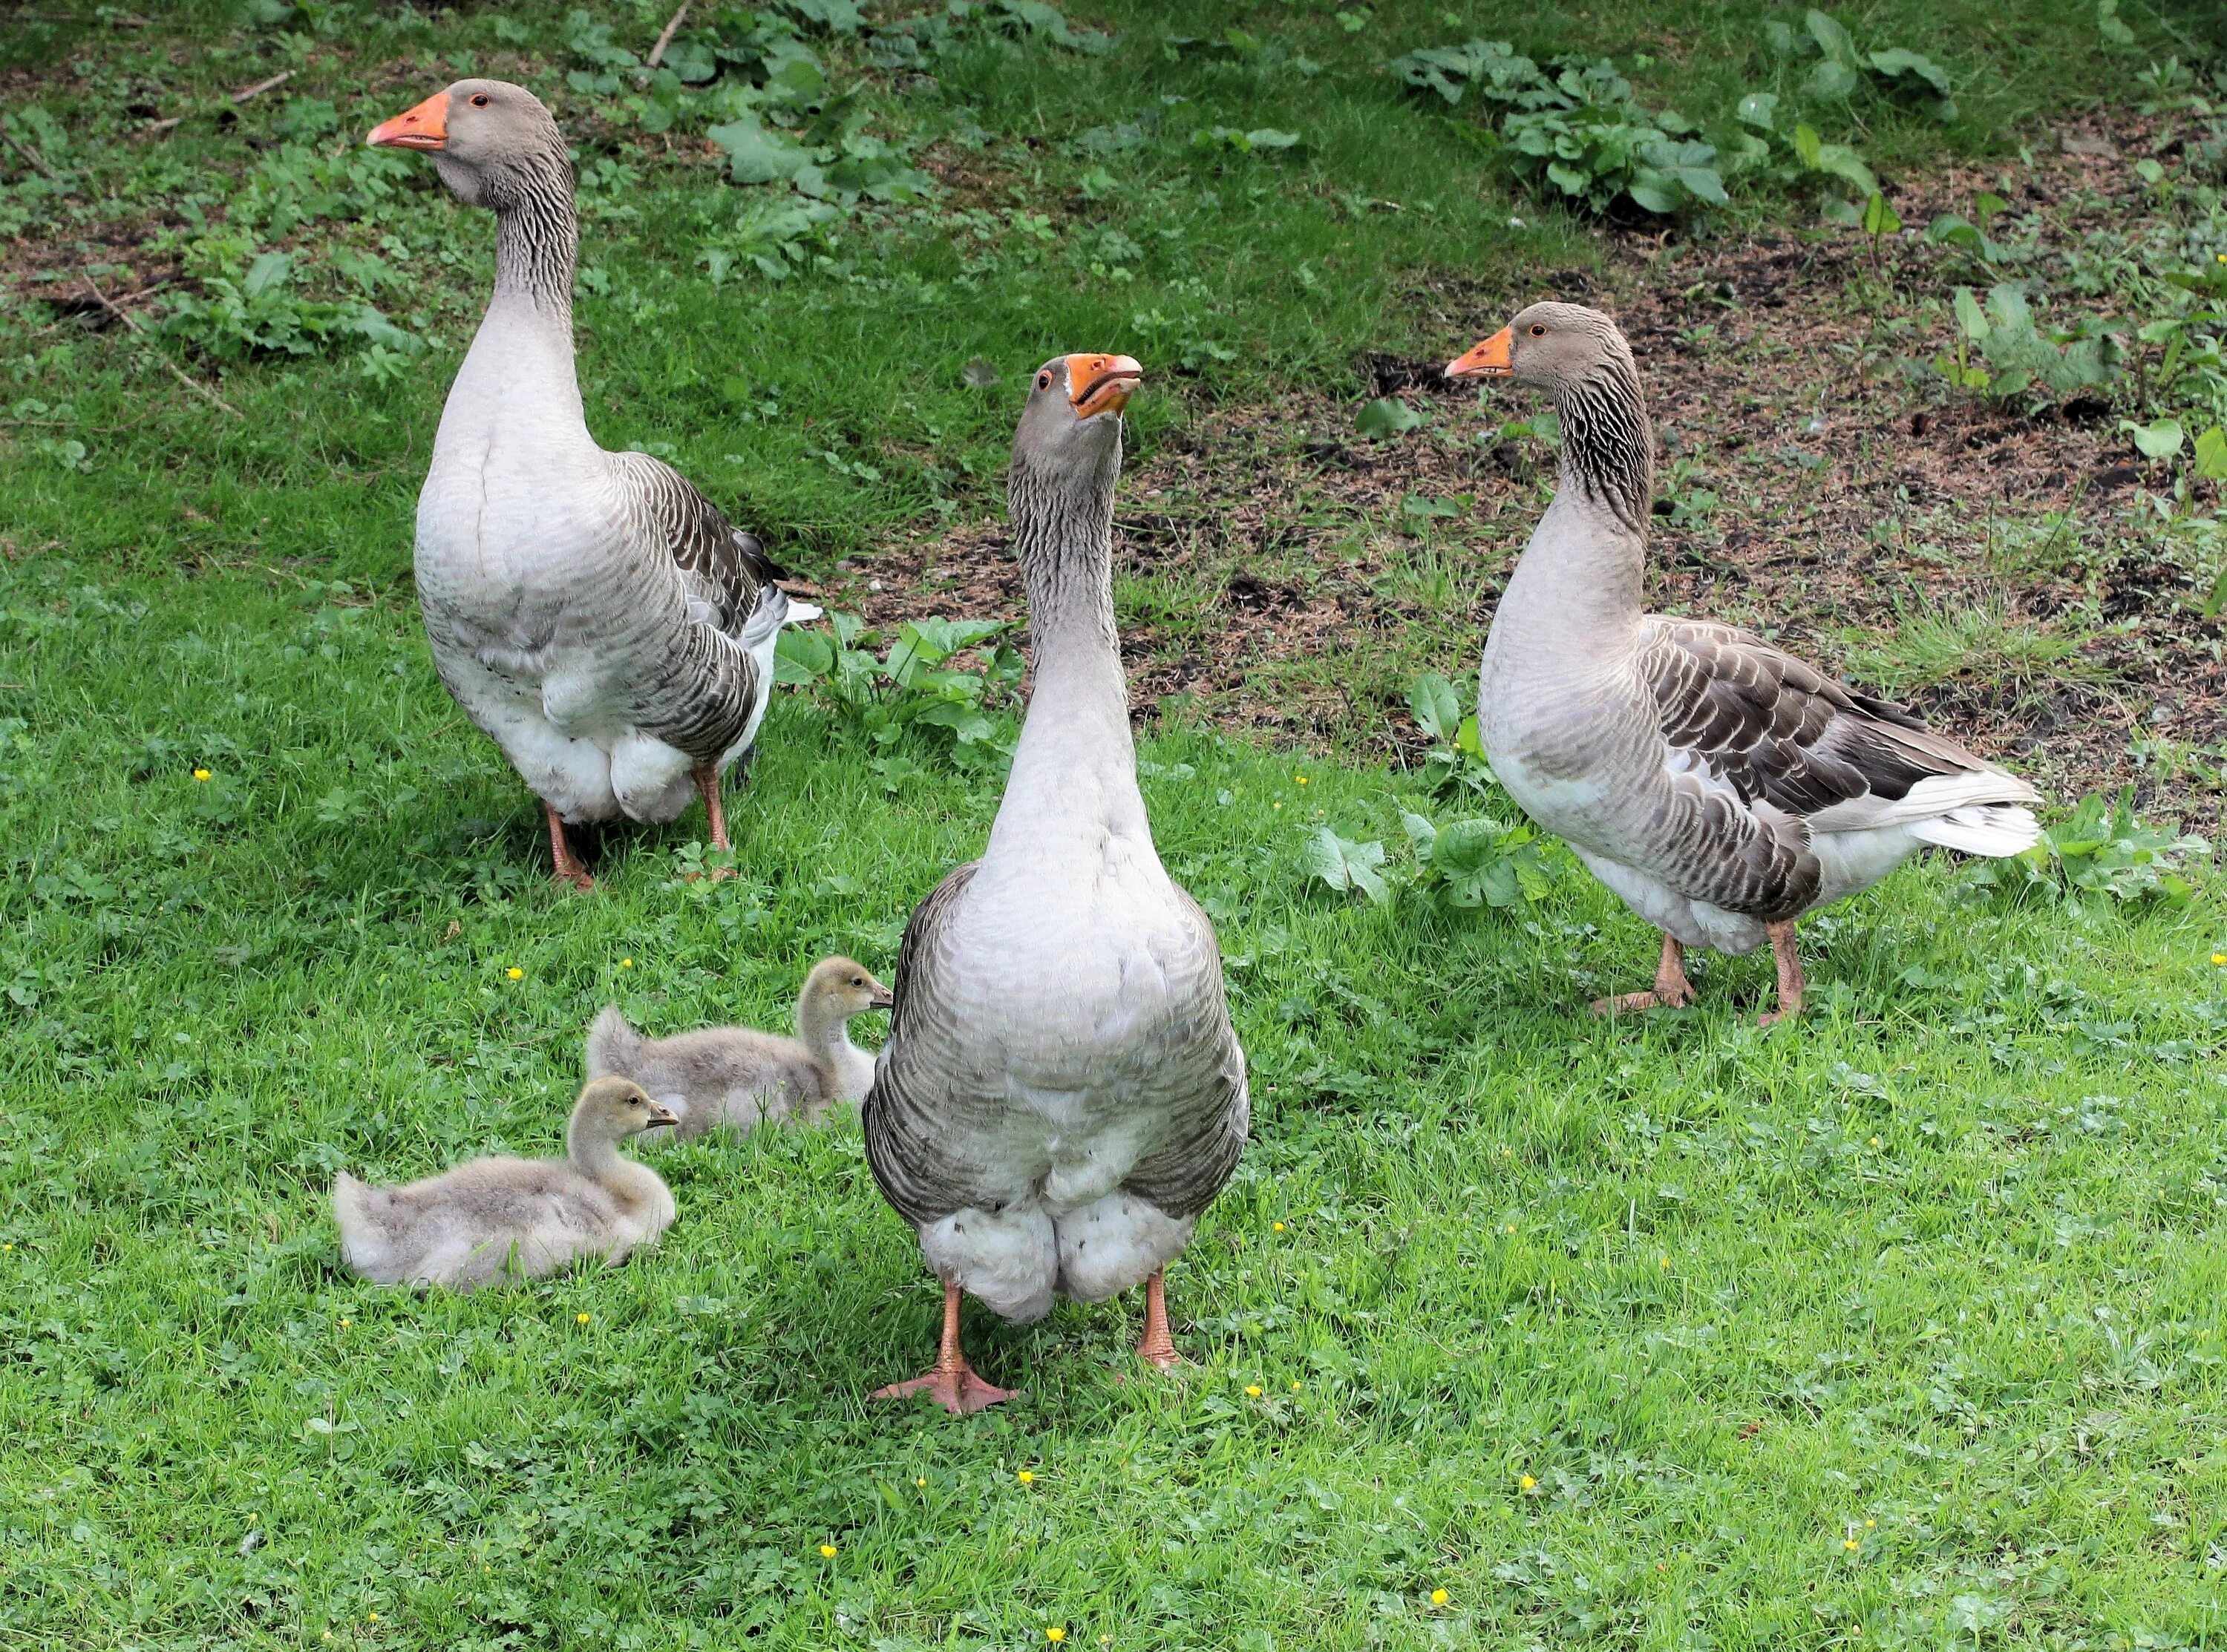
[1134,1268,1185,1371]
[545,803,594,891]
[1756,920,1805,1026]
[1590,933,1695,1016]
[871,1280,1013,1415]
[693,763,734,853]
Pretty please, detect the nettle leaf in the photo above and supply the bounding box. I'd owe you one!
[707,116,819,186]
[1952,286,1991,341]
[1736,91,1779,131]
[1305,828,1392,904]
[1804,57,1859,100]
[2193,425,2227,480]
[1408,672,1462,743]
[1356,398,1428,439]
[1868,47,1952,97]
[243,252,291,299]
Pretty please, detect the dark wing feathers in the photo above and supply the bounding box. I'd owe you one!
[1117,885,1249,1220]
[612,450,782,643]
[861,861,983,1227]
[1642,617,1988,819]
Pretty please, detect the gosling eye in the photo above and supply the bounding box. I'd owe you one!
[1036,370,1053,392]
[1529,324,1546,336]
[851,976,866,987]
[470,93,491,107]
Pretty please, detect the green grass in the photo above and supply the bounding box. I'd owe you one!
[6,1,2227,1648]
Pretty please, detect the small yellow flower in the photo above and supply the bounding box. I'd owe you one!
[620,957,634,968]
[1500,1146,1512,1156]
[1047,1631,1067,1645]
[1289,1380,1302,1392]
[1430,1588,1449,1606]
[338,1317,350,1328]
[1518,1474,1537,1490]
[1660,1256,1671,1269]
[915,1476,926,1487]
[820,1543,838,1557]
[1272,1221,1286,1233]
[1272,801,1282,810]
[576,1312,591,1325]
[192,767,212,781]
[1865,1518,1876,1528]
[1295,776,1308,786]
[1017,1469,1035,1485]
[1843,1538,1860,1551]
[367,1613,379,1623]
[2212,952,2226,966]
[1870,1135,1882,1147]
[1503,1223,1516,1234]
[1246,1384,1263,1397]
[506,967,523,980]
[2,1242,13,1252]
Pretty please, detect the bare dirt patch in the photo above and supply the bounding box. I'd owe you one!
[821,112,2226,827]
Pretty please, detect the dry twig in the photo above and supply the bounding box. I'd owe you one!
[645,3,689,71]
[231,70,294,102]
[1,127,65,186]
[79,269,243,421]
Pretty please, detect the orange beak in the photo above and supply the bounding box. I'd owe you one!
[367,90,449,151]
[1067,353,1142,419]
[1445,327,1514,379]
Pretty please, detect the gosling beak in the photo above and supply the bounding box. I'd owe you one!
[1067,353,1143,419]
[1445,326,1514,379]
[367,89,450,151]
[867,978,896,1011]
[644,1101,681,1129]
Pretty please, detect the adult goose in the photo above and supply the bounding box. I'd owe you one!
[1447,302,2041,1023]
[368,81,814,889]
[862,354,1248,1414]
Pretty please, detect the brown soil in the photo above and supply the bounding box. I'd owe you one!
[817,111,2226,829]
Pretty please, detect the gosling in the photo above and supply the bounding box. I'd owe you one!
[331,1077,678,1291]
[583,954,894,1140]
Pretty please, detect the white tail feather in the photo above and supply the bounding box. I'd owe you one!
[1910,804,2041,857]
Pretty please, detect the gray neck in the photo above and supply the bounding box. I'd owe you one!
[1550,354,1654,541]
[488,147,578,324]
[796,995,860,1069]
[987,448,1149,852]
[566,1113,624,1183]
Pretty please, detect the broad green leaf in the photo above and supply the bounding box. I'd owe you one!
[1803,7,1858,64]
[1409,672,1462,742]
[1305,828,1392,904]
[243,252,291,299]
[1805,58,1859,99]
[2193,425,2227,479]
[1867,47,1952,96]
[1952,286,1990,342]
[2122,418,2183,459]
[1860,191,1901,236]
[775,629,835,684]
[1736,91,1779,131]
[1356,398,1427,439]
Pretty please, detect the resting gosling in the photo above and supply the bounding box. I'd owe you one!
[583,955,894,1140]
[332,1076,678,1291]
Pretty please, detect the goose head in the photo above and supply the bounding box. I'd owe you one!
[573,1075,681,1140]
[1445,301,1633,394]
[805,955,896,1018]
[367,79,566,212]
[1010,353,1142,490]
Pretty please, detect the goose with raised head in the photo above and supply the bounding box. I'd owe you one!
[367,81,818,890]
[863,354,1248,1414]
[1447,302,2042,1023]
[584,954,895,1138]
[331,1076,678,1291]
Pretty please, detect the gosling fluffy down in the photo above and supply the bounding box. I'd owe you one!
[332,1077,678,1291]
[583,955,892,1140]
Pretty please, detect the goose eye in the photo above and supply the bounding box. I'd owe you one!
[470,93,491,107]
[1036,370,1053,391]
[1529,324,1546,336]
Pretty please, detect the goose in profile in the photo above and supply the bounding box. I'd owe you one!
[368,80,818,890]
[584,955,895,1138]
[863,354,1248,1413]
[331,1076,678,1290]
[1447,302,2042,1023]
